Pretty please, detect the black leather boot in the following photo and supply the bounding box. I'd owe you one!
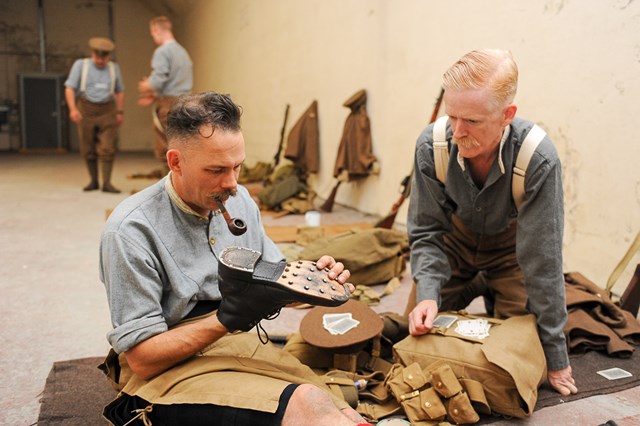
[83,160,99,191]
[101,160,121,193]
[216,246,350,332]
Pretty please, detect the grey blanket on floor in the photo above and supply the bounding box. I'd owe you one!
[38,349,640,425]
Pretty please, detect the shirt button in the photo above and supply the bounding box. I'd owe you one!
[209,237,215,245]
[475,207,482,212]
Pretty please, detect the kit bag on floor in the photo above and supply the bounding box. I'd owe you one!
[299,228,409,286]
[392,312,546,419]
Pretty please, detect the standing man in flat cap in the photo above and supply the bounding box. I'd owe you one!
[137,16,193,176]
[65,37,125,193]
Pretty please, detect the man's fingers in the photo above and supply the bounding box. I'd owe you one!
[548,367,578,396]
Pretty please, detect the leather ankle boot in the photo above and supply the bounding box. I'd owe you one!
[216,247,350,332]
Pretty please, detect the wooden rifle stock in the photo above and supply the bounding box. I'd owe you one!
[374,174,411,229]
[320,180,341,212]
[273,104,290,170]
[375,87,445,229]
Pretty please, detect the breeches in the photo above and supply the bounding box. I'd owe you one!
[77,98,117,161]
[441,215,529,319]
[152,96,176,162]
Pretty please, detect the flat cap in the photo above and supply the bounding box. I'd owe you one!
[88,37,115,52]
[343,89,367,109]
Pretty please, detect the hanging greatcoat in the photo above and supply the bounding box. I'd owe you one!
[284,100,320,174]
[332,89,377,180]
[563,272,640,357]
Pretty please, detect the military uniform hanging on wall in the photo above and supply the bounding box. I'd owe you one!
[333,89,378,180]
[284,100,320,174]
[321,89,379,212]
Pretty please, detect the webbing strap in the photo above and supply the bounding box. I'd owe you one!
[80,58,89,93]
[431,116,546,211]
[432,115,450,184]
[512,124,546,210]
[606,230,640,294]
[152,107,164,132]
[108,62,116,95]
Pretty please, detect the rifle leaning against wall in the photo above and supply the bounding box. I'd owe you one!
[374,87,444,229]
[319,180,341,212]
[264,104,290,185]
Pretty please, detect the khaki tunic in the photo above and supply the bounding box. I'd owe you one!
[332,89,377,180]
[284,100,320,174]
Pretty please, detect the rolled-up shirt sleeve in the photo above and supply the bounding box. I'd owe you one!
[100,230,168,353]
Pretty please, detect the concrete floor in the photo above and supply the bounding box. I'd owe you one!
[0,152,639,426]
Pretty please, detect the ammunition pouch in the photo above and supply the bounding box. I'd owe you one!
[387,362,484,425]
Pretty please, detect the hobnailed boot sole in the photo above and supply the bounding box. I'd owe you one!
[219,246,350,307]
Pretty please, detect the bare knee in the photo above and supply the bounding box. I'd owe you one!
[282,384,360,426]
[286,384,331,414]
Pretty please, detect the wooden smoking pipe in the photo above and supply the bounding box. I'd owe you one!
[215,199,247,236]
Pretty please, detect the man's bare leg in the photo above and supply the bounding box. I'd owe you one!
[282,384,371,426]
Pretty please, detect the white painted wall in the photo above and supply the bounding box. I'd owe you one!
[177,0,639,293]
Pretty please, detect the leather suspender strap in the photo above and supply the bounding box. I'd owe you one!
[432,115,450,184]
[512,124,546,210]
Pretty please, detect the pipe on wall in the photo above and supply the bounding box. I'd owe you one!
[37,0,46,72]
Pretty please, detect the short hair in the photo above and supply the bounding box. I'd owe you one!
[442,49,518,109]
[166,92,242,145]
[150,16,172,32]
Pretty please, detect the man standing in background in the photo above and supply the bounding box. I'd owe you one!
[65,37,125,194]
[137,16,193,175]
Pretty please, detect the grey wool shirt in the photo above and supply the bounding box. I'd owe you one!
[407,116,570,371]
[99,175,283,354]
[147,40,193,97]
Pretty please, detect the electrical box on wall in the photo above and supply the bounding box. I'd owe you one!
[18,73,69,152]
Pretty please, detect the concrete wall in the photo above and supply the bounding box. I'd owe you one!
[0,0,638,291]
[179,0,640,292]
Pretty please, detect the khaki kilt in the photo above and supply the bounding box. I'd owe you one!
[101,317,349,415]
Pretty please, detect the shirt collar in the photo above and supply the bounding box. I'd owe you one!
[164,171,209,220]
[456,125,511,174]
